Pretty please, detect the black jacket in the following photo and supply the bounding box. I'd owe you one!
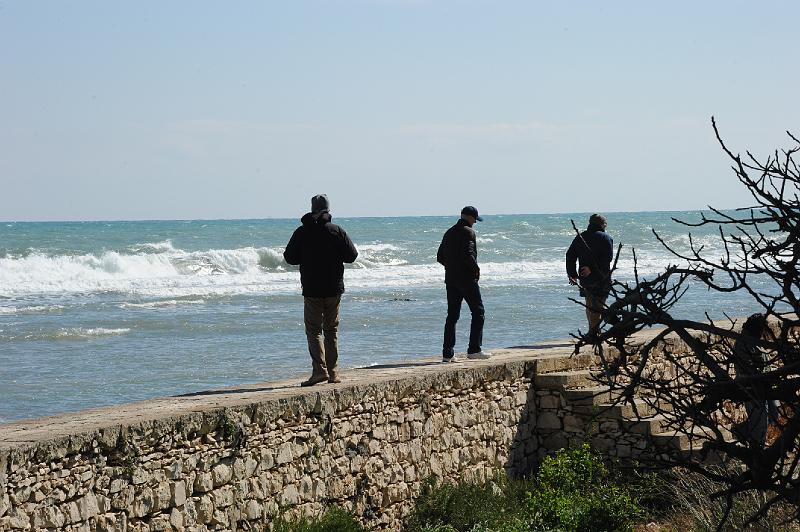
[437,219,480,286]
[565,223,614,296]
[283,212,358,297]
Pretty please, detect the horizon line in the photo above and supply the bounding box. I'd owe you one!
[1,206,757,225]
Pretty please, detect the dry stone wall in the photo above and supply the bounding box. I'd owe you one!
[0,343,694,531]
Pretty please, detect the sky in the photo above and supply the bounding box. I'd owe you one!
[2,1,800,222]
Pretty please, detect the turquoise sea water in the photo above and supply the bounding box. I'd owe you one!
[0,212,766,423]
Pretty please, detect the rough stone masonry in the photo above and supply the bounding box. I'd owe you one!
[0,338,693,531]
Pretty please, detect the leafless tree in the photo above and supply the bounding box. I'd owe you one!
[576,117,800,528]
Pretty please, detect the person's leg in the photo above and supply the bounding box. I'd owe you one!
[463,282,485,355]
[303,297,328,385]
[585,293,606,331]
[744,400,769,447]
[322,295,341,382]
[443,285,463,358]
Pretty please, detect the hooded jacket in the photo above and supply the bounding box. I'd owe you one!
[437,218,480,286]
[283,212,358,297]
[565,222,614,296]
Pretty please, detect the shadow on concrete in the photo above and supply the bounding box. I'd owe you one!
[174,385,297,398]
[505,359,541,479]
[357,361,442,371]
[506,343,573,350]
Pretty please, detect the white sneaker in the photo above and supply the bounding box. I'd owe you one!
[441,355,460,363]
[467,351,492,360]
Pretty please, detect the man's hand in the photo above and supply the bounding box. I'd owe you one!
[579,266,592,278]
[569,276,578,285]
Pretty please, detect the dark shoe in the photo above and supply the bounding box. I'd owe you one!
[301,374,328,387]
[328,375,342,383]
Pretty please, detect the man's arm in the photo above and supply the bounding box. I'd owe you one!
[565,238,580,282]
[436,238,446,266]
[283,228,303,265]
[464,228,480,279]
[604,235,614,265]
[338,229,358,264]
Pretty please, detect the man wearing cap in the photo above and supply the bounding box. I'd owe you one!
[284,194,359,386]
[566,213,614,332]
[436,206,492,362]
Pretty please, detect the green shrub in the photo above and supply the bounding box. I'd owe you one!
[406,475,532,532]
[525,443,643,532]
[272,506,366,532]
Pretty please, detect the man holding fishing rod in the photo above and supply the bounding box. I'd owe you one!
[566,214,614,333]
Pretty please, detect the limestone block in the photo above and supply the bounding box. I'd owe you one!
[172,480,187,507]
[131,467,151,486]
[617,445,632,458]
[166,459,183,480]
[78,493,100,520]
[33,505,66,529]
[110,486,134,511]
[153,481,172,511]
[12,486,32,505]
[312,479,326,500]
[563,415,585,432]
[281,484,300,506]
[276,443,293,465]
[537,412,562,430]
[245,500,262,520]
[235,479,250,498]
[150,514,172,531]
[539,395,562,409]
[193,472,213,493]
[245,457,258,477]
[404,465,416,483]
[196,495,214,524]
[109,478,128,494]
[169,507,184,529]
[213,485,234,508]
[599,421,619,432]
[211,463,232,487]
[371,426,387,440]
[132,487,154,518]
[96,512,127,532]
[543,432,569,451]
[299,475,313,501]
[0,493,9,518]
[183,498,198,526]
[591,437,615,452]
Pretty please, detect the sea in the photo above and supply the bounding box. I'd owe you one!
[0,211,767,423]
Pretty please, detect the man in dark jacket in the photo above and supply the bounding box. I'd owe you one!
[437,206,492,362]
[284,194,358,386]
[565,213,614,332]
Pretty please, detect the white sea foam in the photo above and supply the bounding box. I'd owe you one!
[0,239,688,299]
[119,299,206,310]
[54,327,131,339]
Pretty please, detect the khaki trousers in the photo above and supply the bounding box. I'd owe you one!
[585,293,607,331]
[304,296,341,378]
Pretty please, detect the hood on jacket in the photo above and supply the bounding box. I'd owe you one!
[301,211,332,226]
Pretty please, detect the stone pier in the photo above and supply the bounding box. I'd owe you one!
[0,336,693,531]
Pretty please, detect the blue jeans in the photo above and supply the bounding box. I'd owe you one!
[443,282,485,356]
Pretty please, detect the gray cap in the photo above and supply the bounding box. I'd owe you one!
[311,194,330,214]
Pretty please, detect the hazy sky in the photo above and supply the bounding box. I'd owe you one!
[2,1,799,221]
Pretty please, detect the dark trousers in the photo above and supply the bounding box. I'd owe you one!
[443,282,485,356]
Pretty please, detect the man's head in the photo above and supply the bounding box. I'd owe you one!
[311,194,330,214]
[588,213,607,231]
[742,313,768,339]
[460,206,483,226]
